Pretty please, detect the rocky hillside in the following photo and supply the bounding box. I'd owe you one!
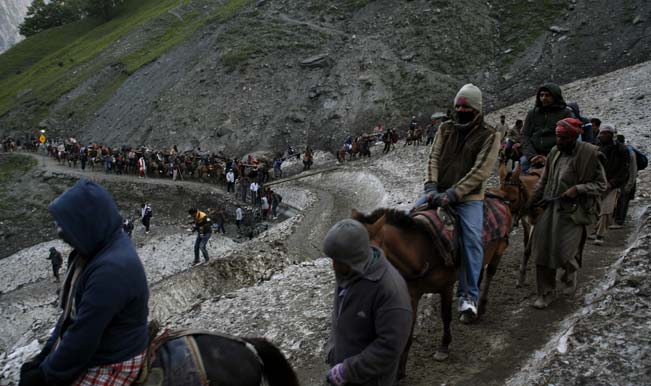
[0,0,649,155]
[0,0,30,54]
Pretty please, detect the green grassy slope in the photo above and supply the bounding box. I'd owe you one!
[0,0,252,121]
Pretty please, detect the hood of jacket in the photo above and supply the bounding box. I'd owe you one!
[48,179,123,257]
[536,83,566,109]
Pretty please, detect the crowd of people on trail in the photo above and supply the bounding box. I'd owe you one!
[18,78,649,386]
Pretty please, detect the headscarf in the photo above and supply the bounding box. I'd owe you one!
[555,118,583,138]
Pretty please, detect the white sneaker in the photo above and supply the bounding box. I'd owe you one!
[459,298,477,317]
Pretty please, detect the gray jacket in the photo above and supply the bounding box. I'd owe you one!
[327,248,412,386]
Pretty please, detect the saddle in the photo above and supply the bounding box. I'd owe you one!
[411,197,511,267]
[134,326,208,386]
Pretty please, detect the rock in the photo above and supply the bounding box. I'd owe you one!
[401,53,416,61]
[503,48,513,54]
[636,94,645,100]
[255,0,267,6]
[549,25,569,33]
[300,54,329,68]
[286,112,306,123]
[632,15,643,25]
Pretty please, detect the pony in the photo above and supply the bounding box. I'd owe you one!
[404,127,423,146]
[336,140,359,162]
[352,202,511,378]
[303,151,313,171]
[136,327,300,386]
[499,137,521,171]
[498,155,546,287]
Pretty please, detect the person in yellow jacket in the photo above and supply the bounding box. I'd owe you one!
[188,208,212,266]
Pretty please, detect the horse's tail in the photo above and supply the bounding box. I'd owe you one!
[244,337,300,386]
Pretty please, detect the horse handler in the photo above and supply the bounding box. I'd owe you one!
[529,118,606,309]
[323,219,412,386]
[20,180,149,386]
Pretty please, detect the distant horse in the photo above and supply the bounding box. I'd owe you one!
[498,156,546,287]
[352,201,511,378]
[137,328,300,386]
[405,127,423,146]
[499,137,521,171]
[336,140,359,162]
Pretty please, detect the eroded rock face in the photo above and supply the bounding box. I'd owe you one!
[0,0,30,54]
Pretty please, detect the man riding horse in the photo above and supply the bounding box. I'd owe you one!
[415,83,501,320]
[20,180,149,386]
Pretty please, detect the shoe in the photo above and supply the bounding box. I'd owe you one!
[562,271,577,296]
[593,237,604,246]
[533,293,555,309]
[457,296,466,313]
[608,224,623,229]
[587,233,597,240]
[459,298,478,317]
[191,261,201,267]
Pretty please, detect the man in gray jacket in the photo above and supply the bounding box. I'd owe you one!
[324,219,412,386]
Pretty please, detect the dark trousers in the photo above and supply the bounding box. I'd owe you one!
[383,142,391,153]
[216,222,226,234]
[614,186,634,225]
[236,219,242,229]
[142,216,151,232]
[426,137,434,146]
[52,264,61,280]
[194,233,211,263]
[227,182,234,192]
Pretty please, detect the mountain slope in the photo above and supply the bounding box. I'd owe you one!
[0,0,649,155]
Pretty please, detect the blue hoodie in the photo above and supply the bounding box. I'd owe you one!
[41,180,149,384]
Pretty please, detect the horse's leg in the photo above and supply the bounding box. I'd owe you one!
[479,243,505,317]
[399,290,421,379]
[517,220,532,288]
[434,281,454,361]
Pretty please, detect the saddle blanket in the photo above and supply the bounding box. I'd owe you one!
[413,197,510,251]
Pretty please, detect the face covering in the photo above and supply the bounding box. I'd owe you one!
[456,111,475,124]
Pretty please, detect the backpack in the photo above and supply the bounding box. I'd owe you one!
[629,145,648,170]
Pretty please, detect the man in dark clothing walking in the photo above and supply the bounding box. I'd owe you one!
[21,180,149,386]
[591,125,630,245]
[323,219,412,386]
[214,207,226,234]
[46,247,63,282]
[141,203,152,234]
[521,83,574,171]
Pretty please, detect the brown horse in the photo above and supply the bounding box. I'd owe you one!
[498,156,546,287]
[336,140,359,162]
[352,203,511,378]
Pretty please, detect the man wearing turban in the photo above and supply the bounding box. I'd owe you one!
[529,118,607,309]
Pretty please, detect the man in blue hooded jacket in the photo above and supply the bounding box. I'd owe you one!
[20,179,149,386]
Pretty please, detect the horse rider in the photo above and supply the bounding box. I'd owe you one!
[415,84,501,320]
[323,219,412,386]
[20,180,149,386]
[520,83,574,172]
[344,135,354,152]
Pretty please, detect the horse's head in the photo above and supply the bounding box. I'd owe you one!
[499,162,525,211]
[351,209,385,247]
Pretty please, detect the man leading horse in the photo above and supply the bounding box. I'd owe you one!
[415,83,501,320]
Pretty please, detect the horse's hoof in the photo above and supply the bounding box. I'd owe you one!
[433,351,449,361]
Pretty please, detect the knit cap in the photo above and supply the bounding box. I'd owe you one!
[323,219,371,273]
[454,84,483,113]
[599,124,617,134]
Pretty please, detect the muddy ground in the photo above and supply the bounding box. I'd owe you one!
[1,61,651,386]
